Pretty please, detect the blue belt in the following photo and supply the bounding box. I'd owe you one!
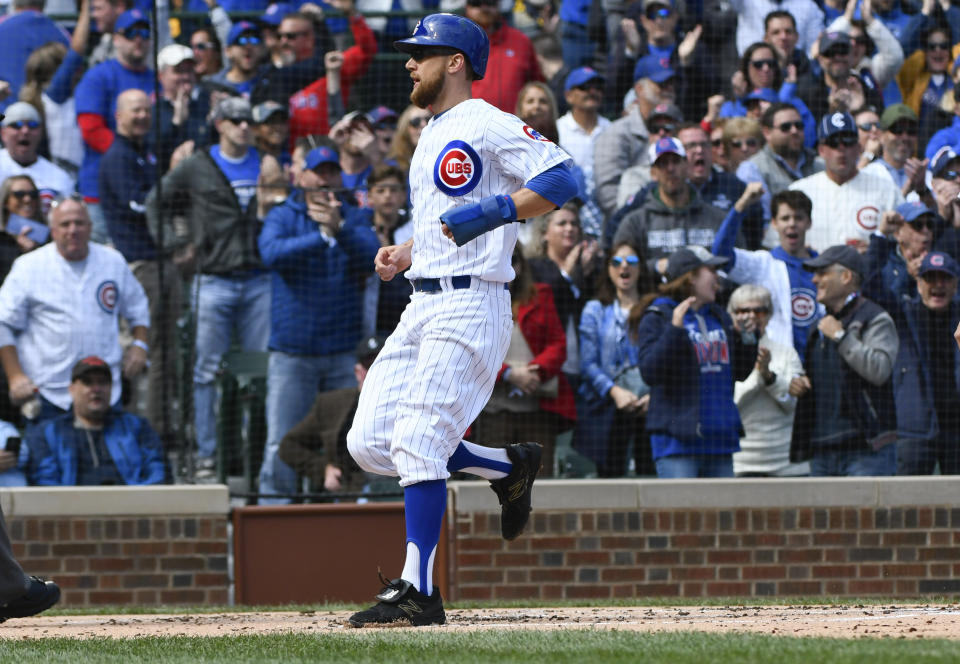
[411,276,509,293]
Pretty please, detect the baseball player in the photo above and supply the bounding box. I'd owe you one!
[345,14,577,627]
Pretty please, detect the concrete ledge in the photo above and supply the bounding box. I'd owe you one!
[0,486,230,516]
[448,476,960,512]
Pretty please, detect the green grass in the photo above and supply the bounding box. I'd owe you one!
[41,595,959,616]
[0,631,957,664]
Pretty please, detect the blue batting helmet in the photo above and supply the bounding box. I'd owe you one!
[394,14,489,79]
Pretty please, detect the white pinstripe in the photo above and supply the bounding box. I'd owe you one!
[346,97,570,485]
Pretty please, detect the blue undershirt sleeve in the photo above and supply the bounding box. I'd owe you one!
[525,163,579,208]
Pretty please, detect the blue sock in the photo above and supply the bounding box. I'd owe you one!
[447,441,511,479]
[400,479,447,595]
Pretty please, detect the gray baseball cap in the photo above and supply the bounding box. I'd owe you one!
[212,96,253,124]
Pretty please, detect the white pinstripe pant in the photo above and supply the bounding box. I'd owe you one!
[347,281,512,486]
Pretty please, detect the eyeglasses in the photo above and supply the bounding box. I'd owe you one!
[650,122,676,134]
[121,27,151,40]
[887,123,918,136]
[645,5,673,19]
[731,138,759,150]
[683,141,710,151]
[776,120,804,133]
[908,218,936,231]
[408,116,431,128]
[749,58,777,70]
[938,169,960,181]
[824,134,858,148]
[823,47,851,58]
[223,116,251,125]
[9,190,39,201]
[574,81,604,92]
[233,35,261,46]
[467,0,499,6]
[734,306,770,315]
[610,255,640,267]
[926,41,951,51]
[4,120,39,130]
[278,30,310,41]
[857,121,881,131]
[50,192,86,209]
[192,41,216,51]
[711,138,724,147]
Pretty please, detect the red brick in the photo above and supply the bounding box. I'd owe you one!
[194,573,228,587]
[566,551,610,565]
[812,565,857,578]
[931,564,951,576]
[918,508,933,529]
[89,591,134,604]
[930,532,951,545]
[671,534,715,548]
[135,590,158,604]
[494,553,538,566]
[702,512,717,530]
[160,590,205,603]
[673,512,688,532]
[657,512,671,531]
[635,583,679,596]
[460,538,504,552]
[72,521,87,540]
[843,509,858,529]
[682,551,704,565]
[859,564,881,578]
[705,582,750,596]
[124,542,170,555]
[494,584,541,600]
[750,510,765,531]
[135,557,157,571]
[735,509,749,531]
[543,585,563,600]
[460,569,503,583]
[122,574,168,589]
[565,585,611,599]
[682,582,703,597]
[741,533,786,547]
[717,534,740,547]
[896,580,918,594]
[828,508,844,529]
[459,586,492,600]
[825,581,846,594]
[530,569,574,582]
[849,580,893,594]
[612,584,634,598]
[797,509,813,529]
[779,549,822,563]
[824,550,847,562]
[601,568,646,582]
[56,519,71,539]
[718,567,740,580]
[505,539,529,552]
[786,534,812,547]
[766,509,782,530]
[529,537,576,550]
[672,567,715,581]
[195,542,228,554]
[882,532,927,546]
[778,581,821,594]
[600,536,646,548]
[882,564,927,578]
[53,575,96,589]
[742,566,786,580]
[170,542,199,554]
[642,512,656,530]
[51,543,98,556]
[23,559,60,573]
[814,532,857,546]
[860,508,874,529]
[64,558,86,573]
[581,513,594,531]
[506,570,527,583]
[707,550,751,564]
[203,588,226,605]
[458,553,491,567]
[100,575,122,589]
[919,548,960,561]
[859,532,880,546]
[160,557,205,571]
[635,551,680,565]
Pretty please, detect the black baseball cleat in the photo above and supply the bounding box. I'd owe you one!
[489,442,542,541]
[0,577,60,622]
[348,573,445,627]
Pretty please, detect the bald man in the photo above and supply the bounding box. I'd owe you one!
[99,89,179,439]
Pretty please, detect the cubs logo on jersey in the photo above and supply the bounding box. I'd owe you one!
[791,286,819,324]
[522,125,551,142]
[434,140,483,197]
[97,280,118,314]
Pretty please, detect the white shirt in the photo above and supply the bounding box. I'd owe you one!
[0,149,76,215]
[42,93,84,173]
[0,243,150,409]
[732,334,809,476]
[407,98,570,282]
[557,112,610,192]
[789,169,904,252]
[729,0,825,55]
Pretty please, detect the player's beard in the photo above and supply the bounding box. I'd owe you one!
[411,69,444,108]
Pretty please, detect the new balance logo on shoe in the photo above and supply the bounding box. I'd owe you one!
[507,478,526,502]
[398,600,423,618]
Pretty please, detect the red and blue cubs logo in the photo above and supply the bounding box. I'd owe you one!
[522,125,551,142]
[434,141,482,197]
[791,287,818,324]
[96,280,118,314]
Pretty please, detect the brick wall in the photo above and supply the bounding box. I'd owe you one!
[447,479,960,601]
[2,486,230,607]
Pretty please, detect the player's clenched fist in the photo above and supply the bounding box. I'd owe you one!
[375,239,413,281]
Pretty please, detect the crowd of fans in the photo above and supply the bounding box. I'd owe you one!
[0,0,959,499]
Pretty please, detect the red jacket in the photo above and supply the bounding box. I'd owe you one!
[289,15,377,143]
[471,23,543,112]
[497,283,576,422]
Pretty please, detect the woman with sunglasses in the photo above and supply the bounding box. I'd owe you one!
[385,104,432,173]
[635,246,758,478]
[722,116,764,172]
[0,176,45,281]
[896,25,959,145]
[189,27,224,78]
[473,245,576,478]
[576,242,655,477]
[720,42,816,148]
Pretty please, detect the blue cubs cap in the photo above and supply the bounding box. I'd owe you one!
[745,88,778,104]
[228,21,261,45]
[648,136,686,164]
[818,111,856,140]
[565,67,604,92]
[394,14,490,79]
[115,9,150,31]
[633,54,676,84]
[931,145,960,178]
[896,201,936,224]
[260,2,294,26]
[366,105,398,125]
[305,146,340,171]
[919,252,960,279]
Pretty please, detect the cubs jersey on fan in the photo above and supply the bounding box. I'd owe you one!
[406,98,571,282]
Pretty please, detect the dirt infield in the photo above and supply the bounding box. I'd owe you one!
[1,605,959,640]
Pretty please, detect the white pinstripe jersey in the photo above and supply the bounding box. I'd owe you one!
[405,98,571,282]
